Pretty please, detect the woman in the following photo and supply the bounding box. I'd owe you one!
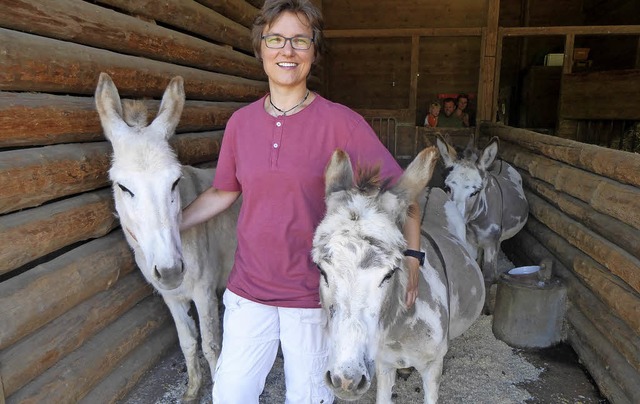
[181,0,422,402]
[454,93,471,127]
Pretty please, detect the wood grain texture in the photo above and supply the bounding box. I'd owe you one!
[0,0,264,80]
[0,28,268,100]
[0,190,118,275]
[481,123,640,187]
[94,0,253,52]
[6,296,171,404]
[0,272,152,396]
[0,92,244,148]
[0,132,223,214]
[0,232,135,351]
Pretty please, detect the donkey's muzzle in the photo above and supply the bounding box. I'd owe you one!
[325,370,370,400]
[153,261,185,290]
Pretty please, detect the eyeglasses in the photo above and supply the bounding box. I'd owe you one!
[261,34,314,50]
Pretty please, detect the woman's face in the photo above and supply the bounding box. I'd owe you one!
[261,11,315,90]
[457,97,468,111]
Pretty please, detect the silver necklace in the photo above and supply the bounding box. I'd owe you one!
[269,90,310,116]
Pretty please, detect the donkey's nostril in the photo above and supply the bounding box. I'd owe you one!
[325,371,333,387]
[154,265,161,279]
[180,261,185,274]
[357,375,367,390]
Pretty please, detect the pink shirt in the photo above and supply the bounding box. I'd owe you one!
[214,94,402,308]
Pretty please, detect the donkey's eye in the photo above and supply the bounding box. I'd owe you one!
[470,189,480,197]
[443,185,451,193]
[317,264,328,286]
[378,267,397,287]
[118,183,134,197]
[171,178,181,192]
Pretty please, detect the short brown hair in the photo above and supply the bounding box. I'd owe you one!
[252,0,325,63]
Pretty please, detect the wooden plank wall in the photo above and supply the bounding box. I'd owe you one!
[482,123,640,403]
[560,69,640,120]
[323,0,488,125]
[0,0,274,402]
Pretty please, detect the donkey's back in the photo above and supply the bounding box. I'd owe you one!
[420,187,485,339]
[177,166,238,295]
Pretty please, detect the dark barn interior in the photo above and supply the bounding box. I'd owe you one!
[0,0,639,403]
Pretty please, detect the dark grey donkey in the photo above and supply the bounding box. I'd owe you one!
[436,134,528,312]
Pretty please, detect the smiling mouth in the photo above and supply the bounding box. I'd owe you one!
[277,62,297,67]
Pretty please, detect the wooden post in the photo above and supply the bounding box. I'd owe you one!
[409,35,420,125]
[556,33,575,137]
[477,0,500,124]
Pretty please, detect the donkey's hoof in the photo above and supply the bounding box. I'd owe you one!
[181,392,200,404]
[181,386,201,404]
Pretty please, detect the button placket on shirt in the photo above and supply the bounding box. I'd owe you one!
[271,119,284,167]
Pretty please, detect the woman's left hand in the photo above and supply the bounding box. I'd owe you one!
[405,257,420,307]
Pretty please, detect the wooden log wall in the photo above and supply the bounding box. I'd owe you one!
[0,0,280,402]
[481,123,640,404]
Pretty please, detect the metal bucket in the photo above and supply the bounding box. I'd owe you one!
[492,260,567,348]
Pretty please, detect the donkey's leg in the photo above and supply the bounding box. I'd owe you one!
[418,354,444,404]
[163,296,202,403]
[192,285,222,382]
[375,364,397,404]
[481,241,500,314]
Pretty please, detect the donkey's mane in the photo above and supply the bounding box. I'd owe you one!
[355,165,393,194]
[122,100,149,128]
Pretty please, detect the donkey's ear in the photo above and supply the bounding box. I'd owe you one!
[149,76,185,140]
[95,72,127,141]
[478,137,499,170]
[394,146,438,203]
[324,149,354,195]
[465,133,475,150]
[435,133,457,168]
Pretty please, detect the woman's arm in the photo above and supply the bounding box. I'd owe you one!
[403,201,422,308]
[180,187,241,232]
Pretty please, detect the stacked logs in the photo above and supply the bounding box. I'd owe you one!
[0,0,277,402]
[480,123,640,403]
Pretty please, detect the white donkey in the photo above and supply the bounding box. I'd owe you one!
[312,147,484,403]
[436,134,528,312]
[95,73,238,402]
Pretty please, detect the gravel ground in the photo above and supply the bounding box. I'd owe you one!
[121,252,606,404]
[121,314,542,404]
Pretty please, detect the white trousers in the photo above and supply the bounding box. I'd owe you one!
[211,289,334,404]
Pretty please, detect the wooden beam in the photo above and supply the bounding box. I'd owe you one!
[94,0,253,52]
[0,272,151,397]
[79,324,178,403]
[0,28,268,100]
[501,25,640,37]
[7,296,171,403]
[0,132,222,215]
[195,0,260,29]
[324,27,482,38]
[563,34,575,75]
[520,172,640,260]
[526,190,640,293]
[409,35,420,121]
[556,34,575,135]
[492,33,504,123]
[477,0,500,124]
[499,142,640,230]
[0,190,118,275]
[481,123,640,188]
[0,92,245,148]
[0,233,135,350]
[0,0,264,80]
